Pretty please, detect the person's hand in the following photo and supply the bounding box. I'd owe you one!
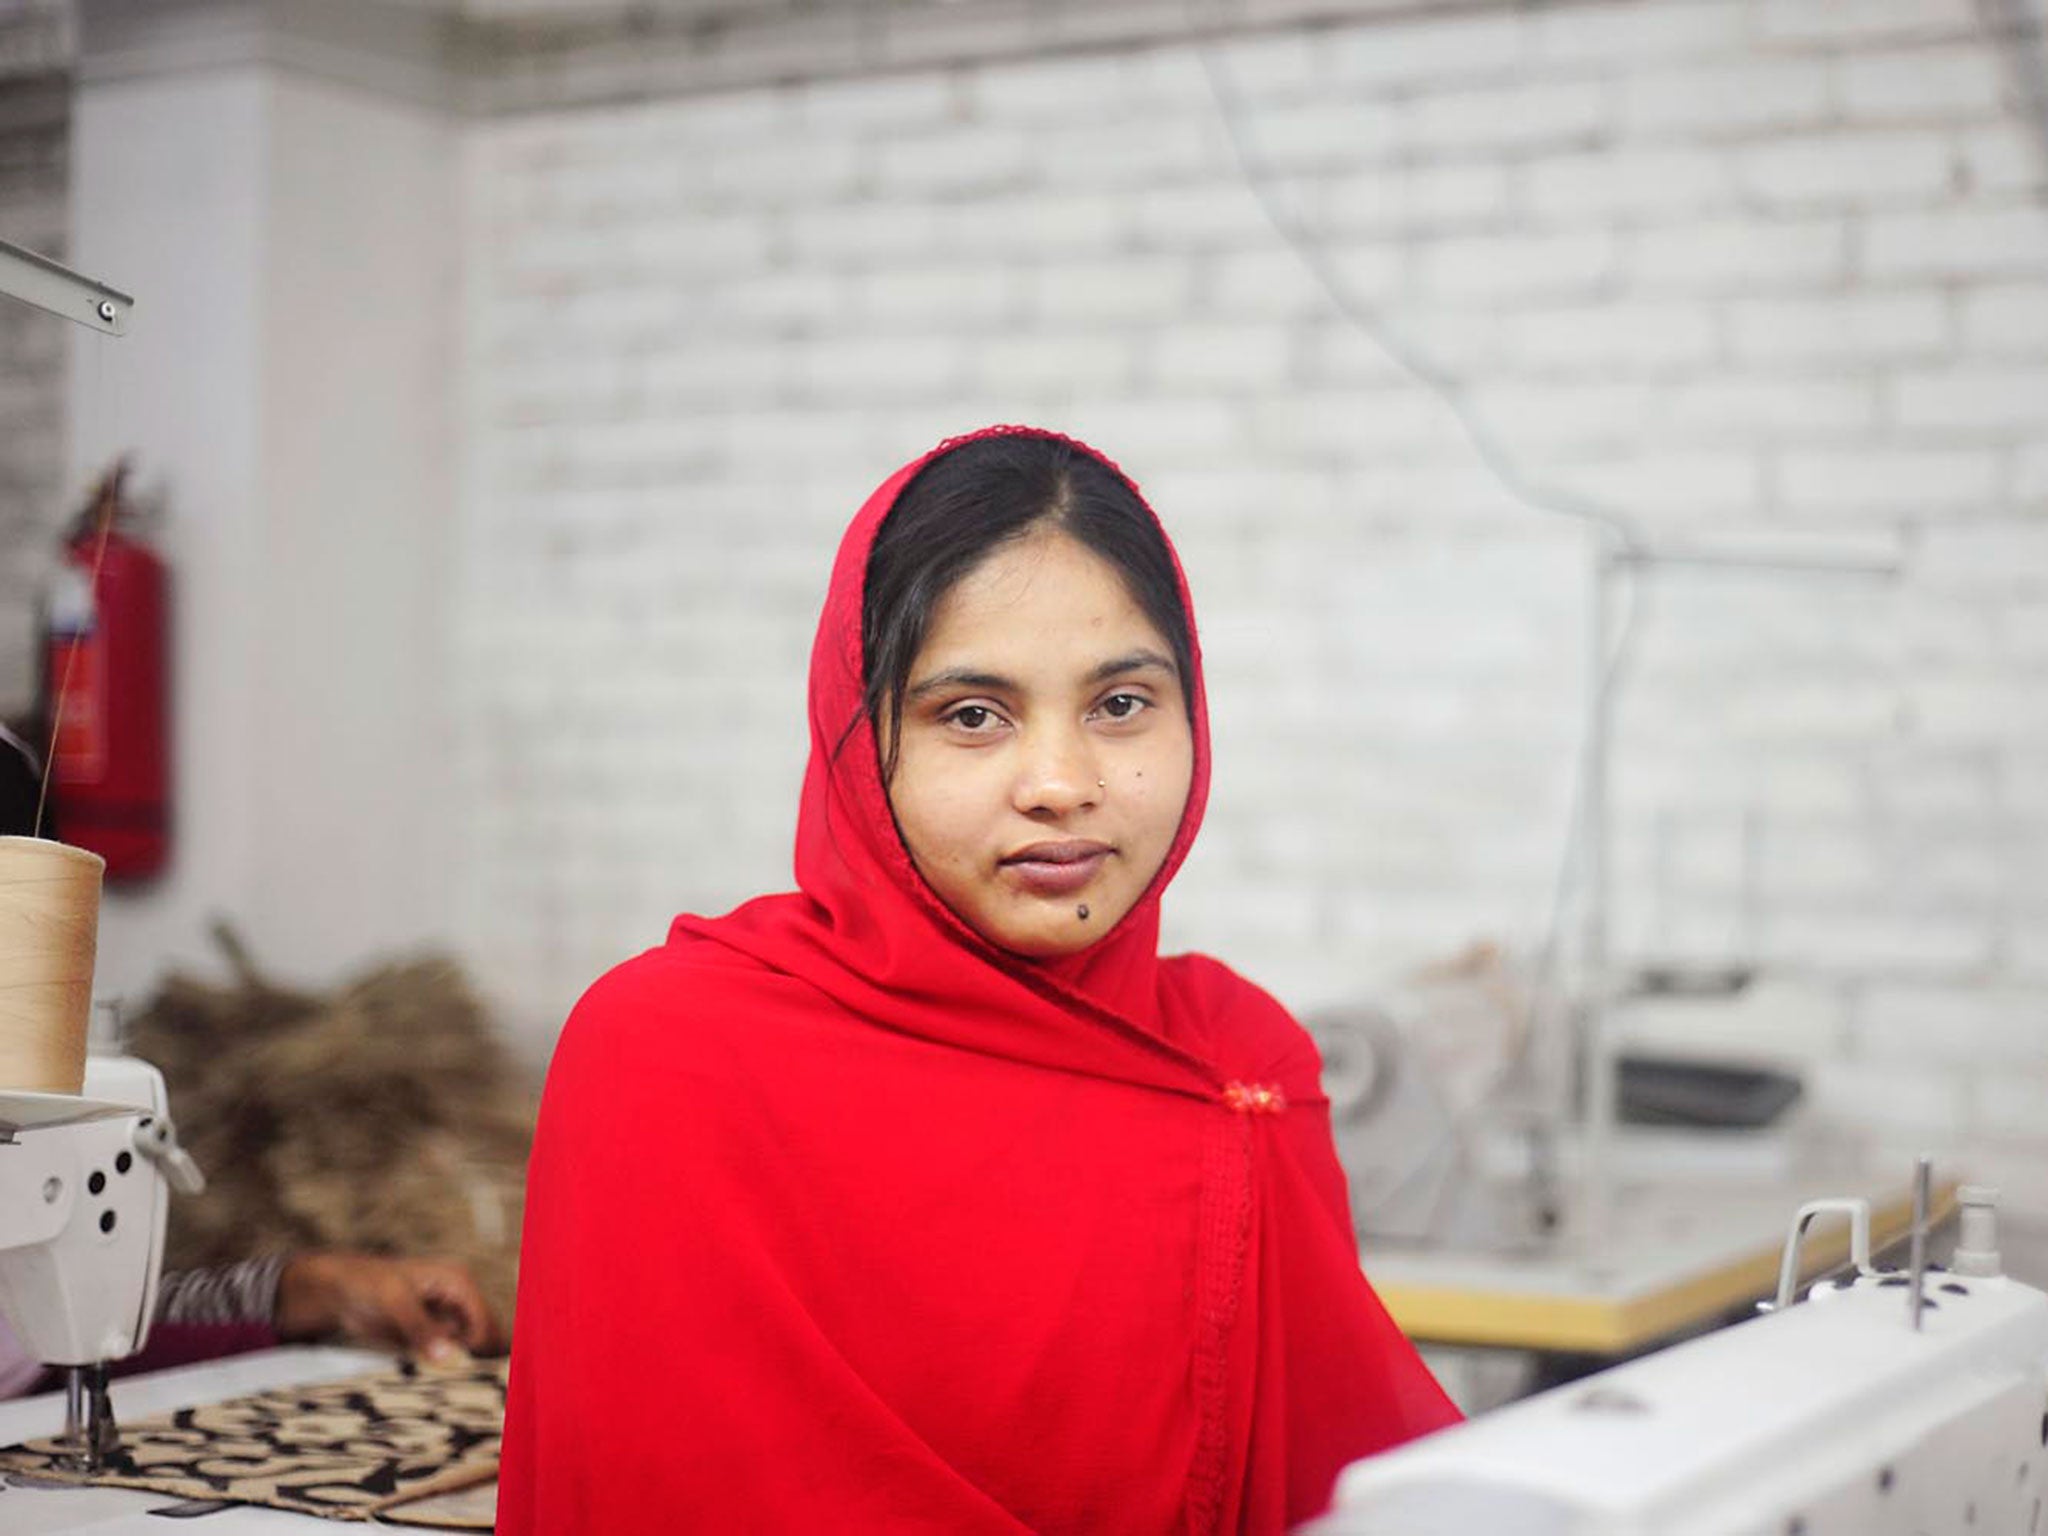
[274,1252,506,1363]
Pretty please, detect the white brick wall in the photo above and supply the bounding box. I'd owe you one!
[459,0,2048,1215]
[2,1,2038,1217]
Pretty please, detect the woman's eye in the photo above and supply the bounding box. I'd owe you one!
[1098,693,1148,721]
[946,705,998,731]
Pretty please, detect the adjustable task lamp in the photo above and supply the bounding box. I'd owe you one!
[1571,534,1902,1251]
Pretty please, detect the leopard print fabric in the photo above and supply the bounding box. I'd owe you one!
[0,1358,504,1527]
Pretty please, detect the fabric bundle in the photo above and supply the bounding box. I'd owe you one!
[130,931,533,1324]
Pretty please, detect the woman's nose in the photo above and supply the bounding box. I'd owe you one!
[1012,725,1100,816]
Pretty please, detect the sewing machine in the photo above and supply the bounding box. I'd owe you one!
[0,1055,203,1469]
[1315,1176,2048,1535]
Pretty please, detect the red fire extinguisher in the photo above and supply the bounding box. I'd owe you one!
[42,460,171,881]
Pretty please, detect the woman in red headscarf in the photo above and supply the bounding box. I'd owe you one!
[499,427,1459,1534]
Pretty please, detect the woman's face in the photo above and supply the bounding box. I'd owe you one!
[885,526,1194,959]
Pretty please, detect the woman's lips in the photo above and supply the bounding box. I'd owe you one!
[1000,842,1111,897]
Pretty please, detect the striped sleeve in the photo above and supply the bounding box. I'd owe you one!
[154,1254,288,1327]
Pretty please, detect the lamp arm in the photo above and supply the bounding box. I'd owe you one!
[0,235,133,335]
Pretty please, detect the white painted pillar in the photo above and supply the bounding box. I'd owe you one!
[66,0,460,1000]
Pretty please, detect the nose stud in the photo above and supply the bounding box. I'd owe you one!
[1097,779,1106,788]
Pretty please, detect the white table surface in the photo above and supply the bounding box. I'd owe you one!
[0,1346,390,1533]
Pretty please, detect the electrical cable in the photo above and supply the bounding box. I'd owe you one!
[1191,1,1656,1240]
[35,463,119,840]
[1191,5,1644,550]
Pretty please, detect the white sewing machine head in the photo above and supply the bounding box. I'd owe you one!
[0,1054,203,1466]
[1313,1178,2048,1536]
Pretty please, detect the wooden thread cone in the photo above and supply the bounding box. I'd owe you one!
[0,835,103,1095]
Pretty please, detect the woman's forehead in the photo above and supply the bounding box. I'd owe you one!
[915,529,1172,667]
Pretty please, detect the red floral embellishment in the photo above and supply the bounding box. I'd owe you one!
[1221,1081,1286,1115]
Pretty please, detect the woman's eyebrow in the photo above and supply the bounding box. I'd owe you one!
[907,650,1177,700]
[907,666,1014,700]
[1089,649,1178,684]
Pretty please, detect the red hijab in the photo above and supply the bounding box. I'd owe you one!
[499,426,1458,1534]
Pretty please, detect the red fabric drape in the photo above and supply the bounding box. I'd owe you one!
[499,426,1459,1534]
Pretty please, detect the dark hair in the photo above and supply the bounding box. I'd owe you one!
[857,433,1193,779]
